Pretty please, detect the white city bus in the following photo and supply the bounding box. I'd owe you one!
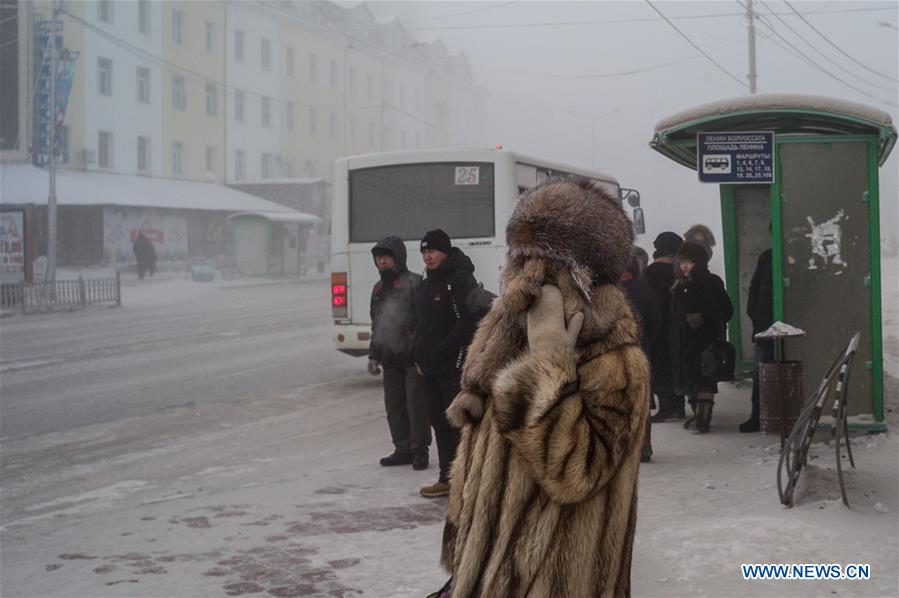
[330,148,644,356]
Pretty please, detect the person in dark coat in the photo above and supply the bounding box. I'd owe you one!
[646,231,685,422]
[670,241,733,433]
[742,247,774,432]
[369,236,431,468]
[413,229,478,498]
[133,232,157,279]
[620,248,661,462]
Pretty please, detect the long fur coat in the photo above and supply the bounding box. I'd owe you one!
[441,180,650,597]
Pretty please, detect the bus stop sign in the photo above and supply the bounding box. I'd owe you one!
[697,131,774,184]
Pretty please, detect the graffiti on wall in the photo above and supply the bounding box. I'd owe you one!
[805,209,846,272]
[103,207,187,264]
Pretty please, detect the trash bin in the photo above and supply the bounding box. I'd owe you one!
[760,361,805,435]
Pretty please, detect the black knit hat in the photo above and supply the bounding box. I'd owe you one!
[653,231,683,258]
[675,241,710,265]
[420,229,452,254]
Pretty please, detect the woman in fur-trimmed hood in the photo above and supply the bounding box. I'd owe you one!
[440,179,650,597]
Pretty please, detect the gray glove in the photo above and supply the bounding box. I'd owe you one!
[686,312,703,330]
[526,285,584,358]
[367,359,381,376]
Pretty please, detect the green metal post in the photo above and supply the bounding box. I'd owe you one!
[867,139,885,426]
[770,144,784,363]
[719,185,747,371]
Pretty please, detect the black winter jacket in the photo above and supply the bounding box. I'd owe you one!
[621,277,661,357]
[369,237,421,367]
[413,247,478,376]
[747,249,774,337]
[669,266,733,394]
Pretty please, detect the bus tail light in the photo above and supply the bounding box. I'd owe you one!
[331,272,348,318]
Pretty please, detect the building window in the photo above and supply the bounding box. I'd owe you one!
[261,152,273,179]
[234,29,244,62]
[368,121,375,147]
[172,142,185,176]
[205,21,216,52]
[172,75,186,111]
[308,108,316,137]
[97,0,113,24]
[348,66,357,94]
[97,57,112,96]
[349,118,356,142]
[286,102,294,131]
[366,73,374,100]
[261,97,272,127]
[261,38,272,71]
[137,136,150,173]
[205,83,217,116]
[286,47,295,78]
[329,113,336,141]
[308,52,317,83]
[136,66,150,104]
[234,90,244,122]
[205,145,215,174]
[172,10,184,44]
[329,59,337,88]
[234,149,245,180]
[98,131,113,168]
[138,0,150,34]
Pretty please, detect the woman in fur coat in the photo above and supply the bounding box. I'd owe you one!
[440,179,650,597]
[669,241,733,433]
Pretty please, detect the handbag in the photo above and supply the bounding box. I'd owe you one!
[701,338,736,381]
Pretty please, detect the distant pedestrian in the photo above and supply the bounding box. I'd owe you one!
[133,232,157,279]
[646,231,686,422]
[620,248,661,463]
[684,223,716,260]
[742,246,774,433]
[368,236,430,469]
[437,179,649,597]
[670,241,733,433]
[414,229,478,498]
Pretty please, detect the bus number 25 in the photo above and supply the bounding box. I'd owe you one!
[455,166,480,185]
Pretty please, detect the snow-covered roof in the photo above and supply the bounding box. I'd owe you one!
[0,164,299,213]
[651,93,897,168]
[228,211,321,224]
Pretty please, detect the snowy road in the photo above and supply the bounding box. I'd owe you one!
[1,274,896,597]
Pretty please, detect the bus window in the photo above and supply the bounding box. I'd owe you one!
[349,162,495,242]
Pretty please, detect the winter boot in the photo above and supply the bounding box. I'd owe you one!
[683,396,698,430]
[420,480,450,498]
[739,417,761,433]
[640,417,653,463]
[694,398,714,434]
[412,452,429,470]
[380,451,414,466]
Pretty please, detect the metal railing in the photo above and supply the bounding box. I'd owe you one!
[1,273,121,314]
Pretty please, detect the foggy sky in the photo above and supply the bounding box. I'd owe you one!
[359,0,898,277]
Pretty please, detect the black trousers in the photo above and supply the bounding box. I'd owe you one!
[423,373,462,483]
[382,365,431,455]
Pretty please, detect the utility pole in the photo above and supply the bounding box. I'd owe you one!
[47,0,62,284]
[747,0,758,94]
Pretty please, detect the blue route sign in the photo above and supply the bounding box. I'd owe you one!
[697,131,774,184]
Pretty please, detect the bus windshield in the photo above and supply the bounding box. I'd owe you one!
[349,162,496,243]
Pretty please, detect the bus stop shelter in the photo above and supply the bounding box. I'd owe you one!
[650,93,896,431]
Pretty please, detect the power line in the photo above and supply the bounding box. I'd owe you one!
[782,0,897,83]
[645,1,748,89]
[406,5,897,31]
[400,1,518,23]
[753,6,897,107]
[756,0,895,93]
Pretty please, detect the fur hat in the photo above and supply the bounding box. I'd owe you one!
[506,179,634,288]
[683,224,716,259]
[675,241,710,265]
[653,231,683,258]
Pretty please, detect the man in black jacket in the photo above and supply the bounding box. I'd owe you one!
[369,237,430,469]
[414,229,477,498]
[743,247,774,433]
